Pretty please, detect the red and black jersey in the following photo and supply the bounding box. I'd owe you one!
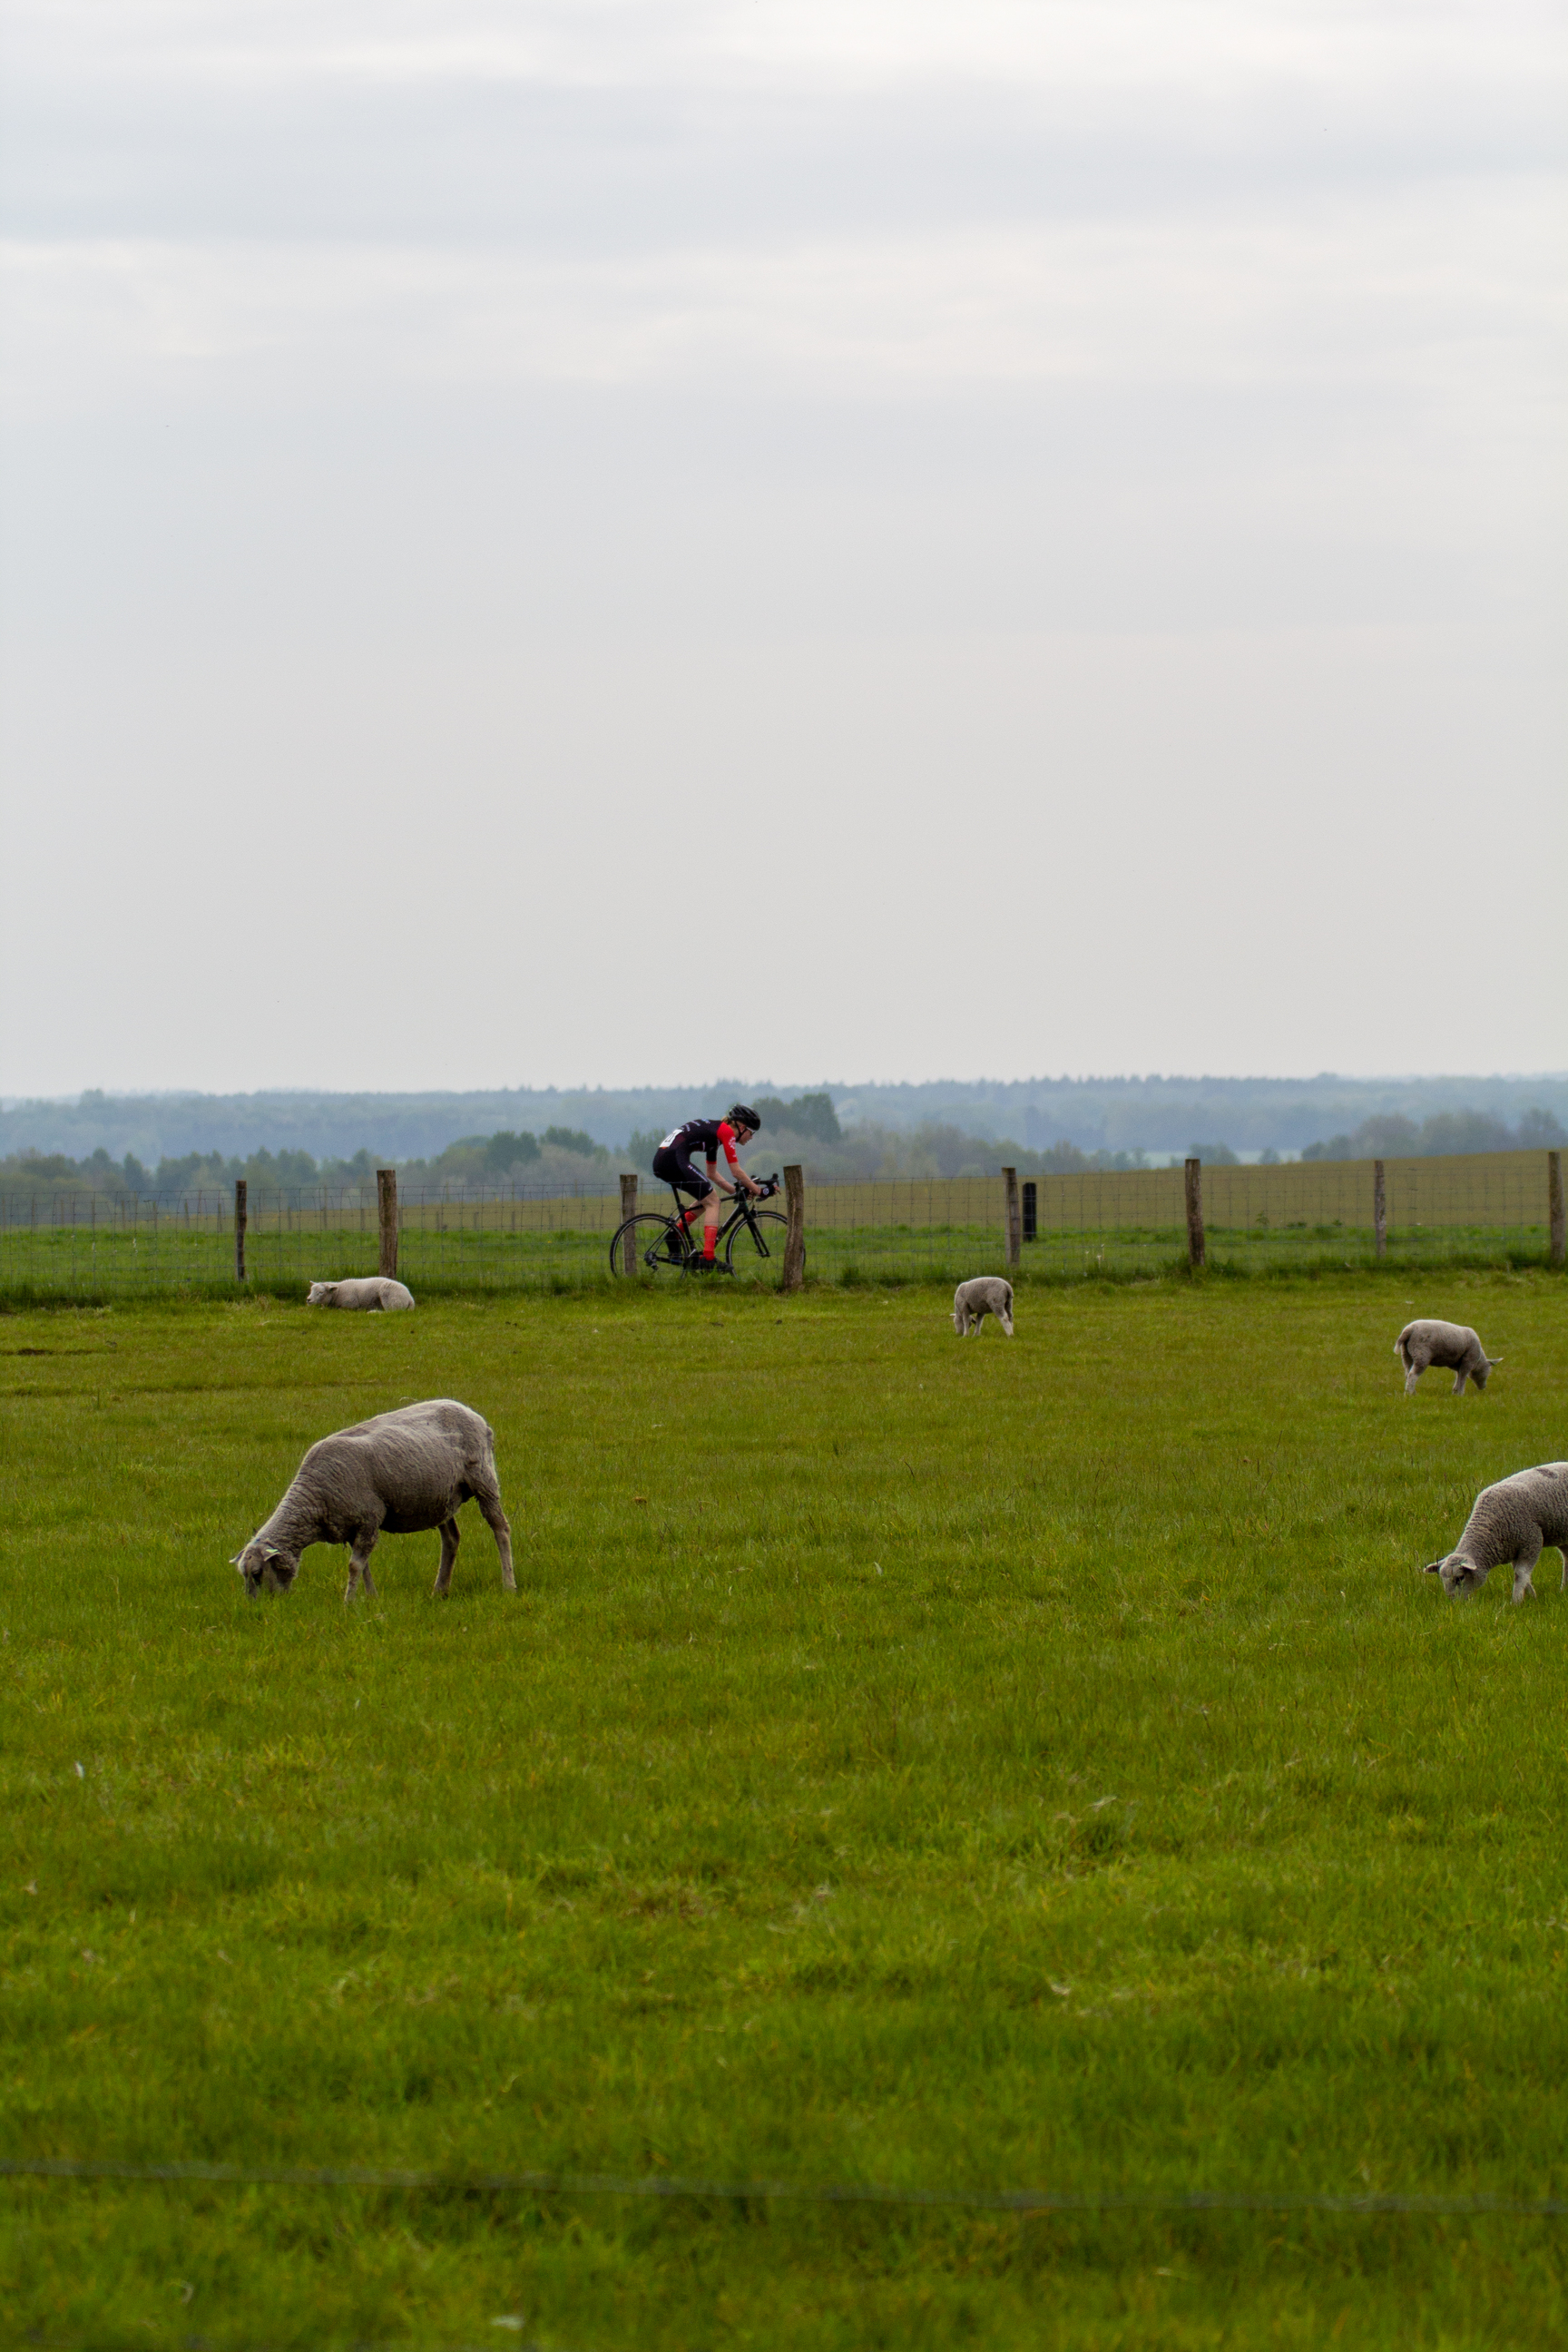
[658,1118,741,1170]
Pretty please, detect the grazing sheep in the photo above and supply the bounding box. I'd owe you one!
[1394,1318,1498,1397]
[953,1276,1014,1338]
[308,1277,416,1311]
[1424,1463,1568,1604]
[231,1398,515,1602]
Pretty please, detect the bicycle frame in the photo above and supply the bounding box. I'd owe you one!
[609,1170,786,1280]
[666,1173,780,1259]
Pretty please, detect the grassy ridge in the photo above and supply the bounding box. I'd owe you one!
[2,1273,1567,2347]
[0,1216,1555,1305]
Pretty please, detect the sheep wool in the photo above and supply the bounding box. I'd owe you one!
[307,1278,416,1310]
[1426,1463,1568,1604]
[953,1277,1014,1338]
[231,1397,514,1602]
[1394,1318,1497,1397]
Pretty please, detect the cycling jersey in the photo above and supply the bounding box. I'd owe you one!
[658,1118,741,1171]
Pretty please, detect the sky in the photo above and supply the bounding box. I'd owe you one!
[1,0,1563,1096]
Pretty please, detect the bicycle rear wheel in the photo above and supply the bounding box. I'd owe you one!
[724,1209,797,1279]
[609,1213,692,1279]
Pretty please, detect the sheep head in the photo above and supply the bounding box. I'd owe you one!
[1425,1552,1482,1596]
[306,1282,335,1305]
[231,1540,300,1596]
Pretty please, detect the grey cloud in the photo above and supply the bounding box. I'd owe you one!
[4,2,1561,252]
[0,0,1563,1092]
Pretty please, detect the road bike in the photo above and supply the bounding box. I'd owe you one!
[608,1172,801,1280]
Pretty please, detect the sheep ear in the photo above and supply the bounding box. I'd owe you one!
[262,1544,283,1561]
[229,1553,244,1567]
[1423,1560,1444,1575]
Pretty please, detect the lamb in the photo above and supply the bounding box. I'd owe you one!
[230,1398,515,1602]
[1394,1318,1499,1397]
[1424,1464,1568,1604]
[308,1278,416,1311]
[953,1276,1014,1337]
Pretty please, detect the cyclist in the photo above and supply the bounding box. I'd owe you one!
[652,1103,765,1272]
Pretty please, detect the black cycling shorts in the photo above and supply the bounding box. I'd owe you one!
[652,1144,713,1200]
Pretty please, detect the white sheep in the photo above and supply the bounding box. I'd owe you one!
[1424,1463,1568,1604]
[1394,1318,1499,1397]
[308,1278,416,1311]
[953,1276,1014,1337]
[231,1397,515,1602]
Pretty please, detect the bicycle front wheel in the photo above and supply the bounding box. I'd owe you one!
[609,1213,691,1279]
[724,1209,798,1279]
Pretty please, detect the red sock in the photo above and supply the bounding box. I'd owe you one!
[703,1225,716,1259]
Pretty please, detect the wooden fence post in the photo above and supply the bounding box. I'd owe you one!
[619,1172,639,1274]
[1003,1166,1021,1269]
[1373,1159,1387,1260]
[1184,1157,1206,1269]
[377,1168,398,1279]
[782,1164,806,1292]
[1550,1151,1565,1270]
[234,1179,247,1283]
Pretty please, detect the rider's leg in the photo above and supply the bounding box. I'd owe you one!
[669,1161,713,1252]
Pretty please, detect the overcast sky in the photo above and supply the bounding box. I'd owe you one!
[1,0,1563,1096]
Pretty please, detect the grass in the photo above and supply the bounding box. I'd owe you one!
[0,1219,1554,1306]
[2,1269,1567,2348]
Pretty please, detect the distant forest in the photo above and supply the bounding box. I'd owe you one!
[4,1086,1564,1202]
[2,1077,1565,1199]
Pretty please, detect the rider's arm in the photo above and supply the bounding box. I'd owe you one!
[716,1122,762,1195]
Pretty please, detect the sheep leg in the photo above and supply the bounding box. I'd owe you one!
[345,1529,379,1603]
[476,1493,517,1591]
[999,1309,1014,1337]
[433,1515,461,1597]
[969,1311,985,1338]
[1511,1534,1543,1605]
[1452,1370,1468,1396]
[1404,1365,1419,1397]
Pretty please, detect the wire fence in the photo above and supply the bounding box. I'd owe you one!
[0,1152,1562,1303]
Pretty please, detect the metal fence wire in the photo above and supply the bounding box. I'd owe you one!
[1,1151,1563,1303]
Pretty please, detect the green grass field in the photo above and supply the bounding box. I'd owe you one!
[3,1271,1567,2348]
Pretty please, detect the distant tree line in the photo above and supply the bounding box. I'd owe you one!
[396,1127,605,1186]
[0,1125,610,1201]
[1298,1106,1566,1162]
[6,1098,1562,1202]
[8,1075,1568,1169]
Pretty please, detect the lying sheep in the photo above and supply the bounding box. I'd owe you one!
[1425,1463,1568,1604]
[953,1276,1014,1337]
[308,1277,416,1311]
[1395,1318,1498,1397]
[231,1397,515,1602]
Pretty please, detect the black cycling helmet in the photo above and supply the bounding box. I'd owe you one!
[728,1102,761,1132]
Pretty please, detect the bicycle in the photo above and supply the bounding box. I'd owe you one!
[608,1172,802,1280]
